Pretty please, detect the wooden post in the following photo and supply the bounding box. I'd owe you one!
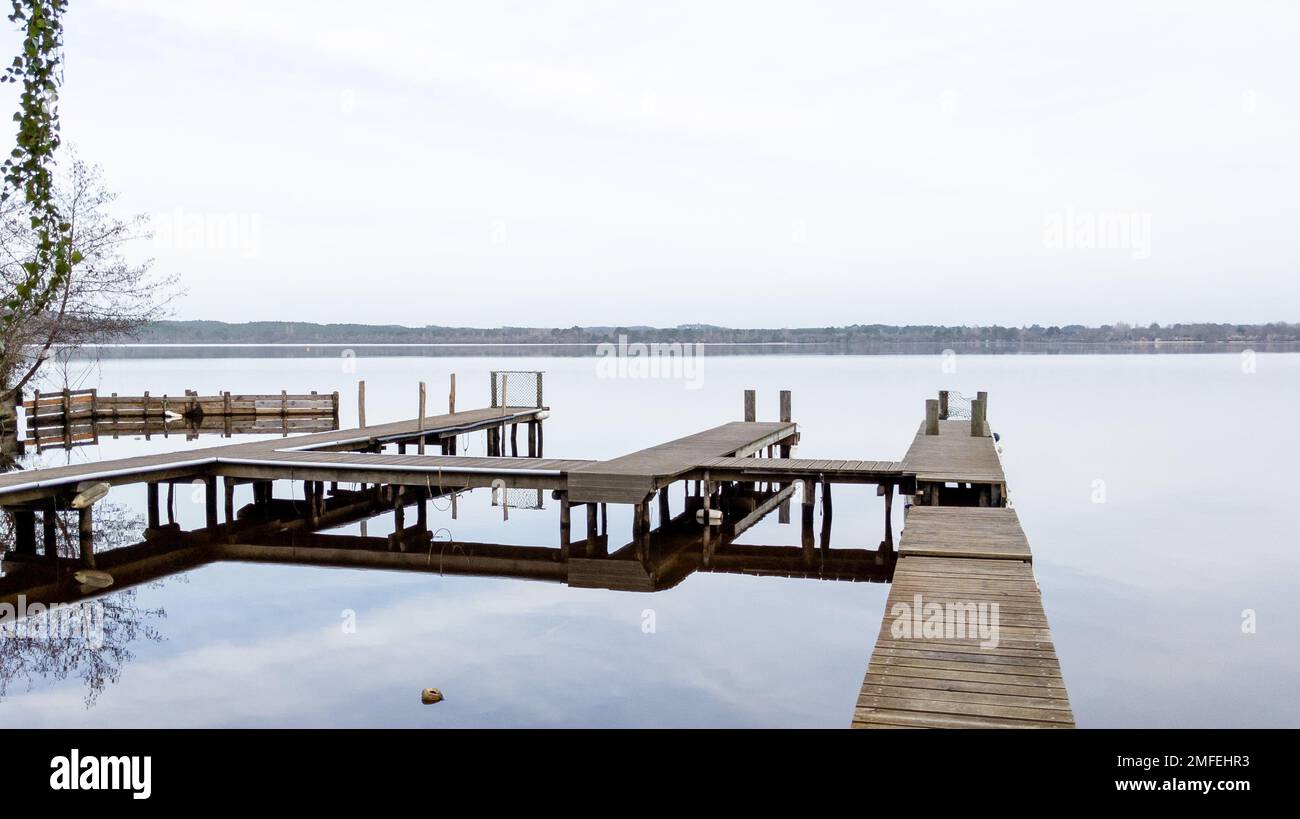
[331,390,340,420]
[205,476,219,529]
[527,421,537,457]
[559,496,571,551]
[883,483,895,545]
[800,480,815,558]
[586,502,598,548]
[147,482,160,530]
[658,486,670,524]
[224,477,236,524]
[78,506,95,567]
[970,396,986,437]
[43,499,57,558]
[166,482,176,524]
[281,389,288,417]
[13,509,36,554]
[510,423,518,457]
[500,373,509,416]
[357,380,367,428]
[938,390,949,420]
[744,389,756,422]
[925,399,940,435]
[418,381,427,455]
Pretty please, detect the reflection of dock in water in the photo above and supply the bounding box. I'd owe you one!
[1,378,1072,728]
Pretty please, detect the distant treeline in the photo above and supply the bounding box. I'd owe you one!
[131,320,1298,346]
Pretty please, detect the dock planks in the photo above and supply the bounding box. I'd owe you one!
[853,507,1074,729]
[901,419,1005,486]
[0,406,549,503]
[566,421,796,503]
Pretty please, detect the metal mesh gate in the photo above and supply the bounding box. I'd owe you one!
[942,391,973,419]
[490,371,544,408]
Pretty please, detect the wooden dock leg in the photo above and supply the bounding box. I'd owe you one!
[560,497,571,553]
[536,422,543,457]
[801,480,815,557]
[600,503,607,535]
[13,509,36,555]
[205,476,219,530]
[78,506,95,567]
[883,483,895,545]
[224,477,236,524]
[43,499,57,558]
[418,381,427,455]
[820,479,833,548]
[416,489,428,530]
[527,421,537,458]
[702,477,714,564]
[510,423,518,457]
[147,482,160,530]
[658,486,670,525]
[167,483,176,524]
[392,489,405,538]
[398,442,406,455]
[586,502,598,553]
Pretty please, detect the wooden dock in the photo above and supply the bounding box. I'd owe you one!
[853,392,1074,728]
[0,384,1073,728]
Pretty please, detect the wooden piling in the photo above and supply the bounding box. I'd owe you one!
[147,482,160,530]
[449,373,456,414]
[925,399,940,435]
[418,381,427,455]
[744,389,756,422]
[938,390,949,420]
[78,506,95,567]
[358,380,367,428]
[205,476,219,529]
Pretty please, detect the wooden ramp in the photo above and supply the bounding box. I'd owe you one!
[853,507,1074,729]
[566,421,796,503]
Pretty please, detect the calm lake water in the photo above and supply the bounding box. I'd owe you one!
[2,350,1297,727]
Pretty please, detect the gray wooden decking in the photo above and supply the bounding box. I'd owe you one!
[901,419,1005,486]
[0,406,550,503]
[853,506,1073,728]
[566,421,797,503]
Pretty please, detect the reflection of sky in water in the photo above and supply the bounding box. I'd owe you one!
[2,352,1297,727]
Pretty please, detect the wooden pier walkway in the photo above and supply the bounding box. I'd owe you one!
[853,394,1074,728]
[0,385,1073,728]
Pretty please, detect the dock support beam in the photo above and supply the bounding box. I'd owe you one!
[43,499,57,557]
[78,506,95,567]
[204,476,219,529]
[12,509,36,555]
[147,482,160,530]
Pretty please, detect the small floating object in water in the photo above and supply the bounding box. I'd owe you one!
[696,508,723,525]
[420,688,444,705]
[73,569,114,590]
[70,482,111,509]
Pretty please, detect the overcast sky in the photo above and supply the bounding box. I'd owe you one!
[36,1,1300,327]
